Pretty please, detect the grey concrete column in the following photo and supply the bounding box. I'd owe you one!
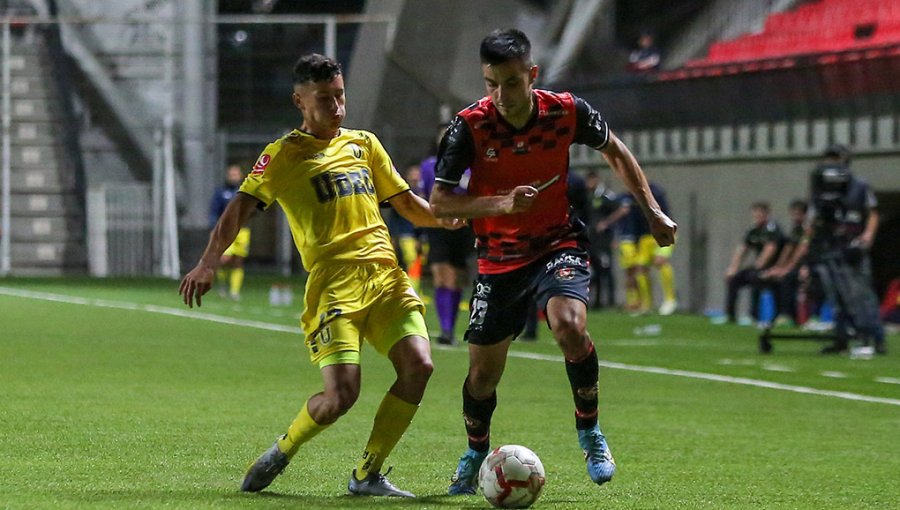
[180,0,215,230]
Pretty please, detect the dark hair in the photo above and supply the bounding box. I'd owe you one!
[293,54,342,85]
[750,201,770,212]
[480,29,532,66]
[789,199,808,213]
[823,143,851,164]
[585,170,599,178]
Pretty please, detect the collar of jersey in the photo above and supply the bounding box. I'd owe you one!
[293,127,341,141]
[492,94,540,134]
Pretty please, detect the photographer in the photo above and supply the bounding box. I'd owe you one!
[786,145,886,355]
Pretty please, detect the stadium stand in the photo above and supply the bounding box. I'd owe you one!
[684,0,900,69]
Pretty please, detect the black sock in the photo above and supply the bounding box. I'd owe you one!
[462,378,496,453]
[565,342,599,430]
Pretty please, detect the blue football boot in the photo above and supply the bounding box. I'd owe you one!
[448,447,488,495]
[578,426,616,485]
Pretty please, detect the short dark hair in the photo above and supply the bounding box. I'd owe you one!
[480,29,533,66]
[750,201,770,212]
[293,54,342,85]
[789,199,808,213]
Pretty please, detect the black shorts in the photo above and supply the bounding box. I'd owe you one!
[465,248,591,345]
[426,227,474,269]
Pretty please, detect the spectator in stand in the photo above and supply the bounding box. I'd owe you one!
[762,199,808,325]
[628,31,661,73]
[724,202,784,324]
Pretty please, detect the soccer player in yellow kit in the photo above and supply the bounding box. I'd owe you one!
[179,53,462,498]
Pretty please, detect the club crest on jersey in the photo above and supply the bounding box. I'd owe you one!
[251,154,271,175]
[556,267,575,281]
[348,143,363,159]
[513,140,530,155]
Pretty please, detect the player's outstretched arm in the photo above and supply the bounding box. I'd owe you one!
[430,183,537,219]
[179,192,259,308]
[600,132,676,246]
[388,190,464,229]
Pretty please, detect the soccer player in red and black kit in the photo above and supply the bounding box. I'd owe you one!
[430,29,677,494]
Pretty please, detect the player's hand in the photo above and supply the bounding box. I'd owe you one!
[438,217,467,230]
[179,263,215,308]
[649,212,677,247]
[504,186,538,214]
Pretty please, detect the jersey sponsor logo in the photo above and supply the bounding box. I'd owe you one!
[541,107,569,118]
[310,168,376,203]
[484,147,498,161]
[545,253,587,271]
[251,154,271,175]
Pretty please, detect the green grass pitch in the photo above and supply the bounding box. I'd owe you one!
[1,276,898,509]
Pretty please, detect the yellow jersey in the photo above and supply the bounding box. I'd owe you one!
[239,128,409,271]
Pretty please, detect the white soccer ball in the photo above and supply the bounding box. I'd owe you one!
[478,444,546,508]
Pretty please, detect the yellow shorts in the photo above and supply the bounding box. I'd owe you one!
[655,243,674,260]
[302,262,426,366]
[223,227,250,258]
[621,235,667,268]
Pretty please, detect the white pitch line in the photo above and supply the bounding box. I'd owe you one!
[0,286,301,334]
[4,286,899,407]
[876,377,900,385]
[821,371,849,379]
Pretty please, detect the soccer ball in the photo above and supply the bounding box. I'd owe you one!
[478,444,546,508]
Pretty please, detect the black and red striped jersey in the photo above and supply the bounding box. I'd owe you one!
[435,89,609,274]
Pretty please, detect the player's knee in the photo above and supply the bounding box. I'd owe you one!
[552,315,586,343]
[322,386,359,418]
[401,354,434,382]
[468,367,501,396]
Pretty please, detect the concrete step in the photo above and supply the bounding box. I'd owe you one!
[10,216,84,243]
[10,168,77,193]
[10,122,62,144]
[10,97,59,122]
[7,53,49,78]
[9,75,52,99]
[10,144,62,168]
[11,242,87,269]
[11,192,81,217]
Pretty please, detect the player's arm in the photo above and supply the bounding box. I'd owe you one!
[388,189,464,229]
[754,241,779,270]
[428,115,538,218]
[856,207,878,249]
[726,244,746,280]
[599,133,676,246]
[180,192,260,308]
[596,201,628,232]
[572,95,676,246]
[431,183,537,219]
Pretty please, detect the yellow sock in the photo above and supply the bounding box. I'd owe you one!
[229,267,244,296]
[278,401,330,459]
[217,269,228,285]
[659,263,676,302]
[625,287,639,309]
[354,392,419,480]
[636,272,652,310]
